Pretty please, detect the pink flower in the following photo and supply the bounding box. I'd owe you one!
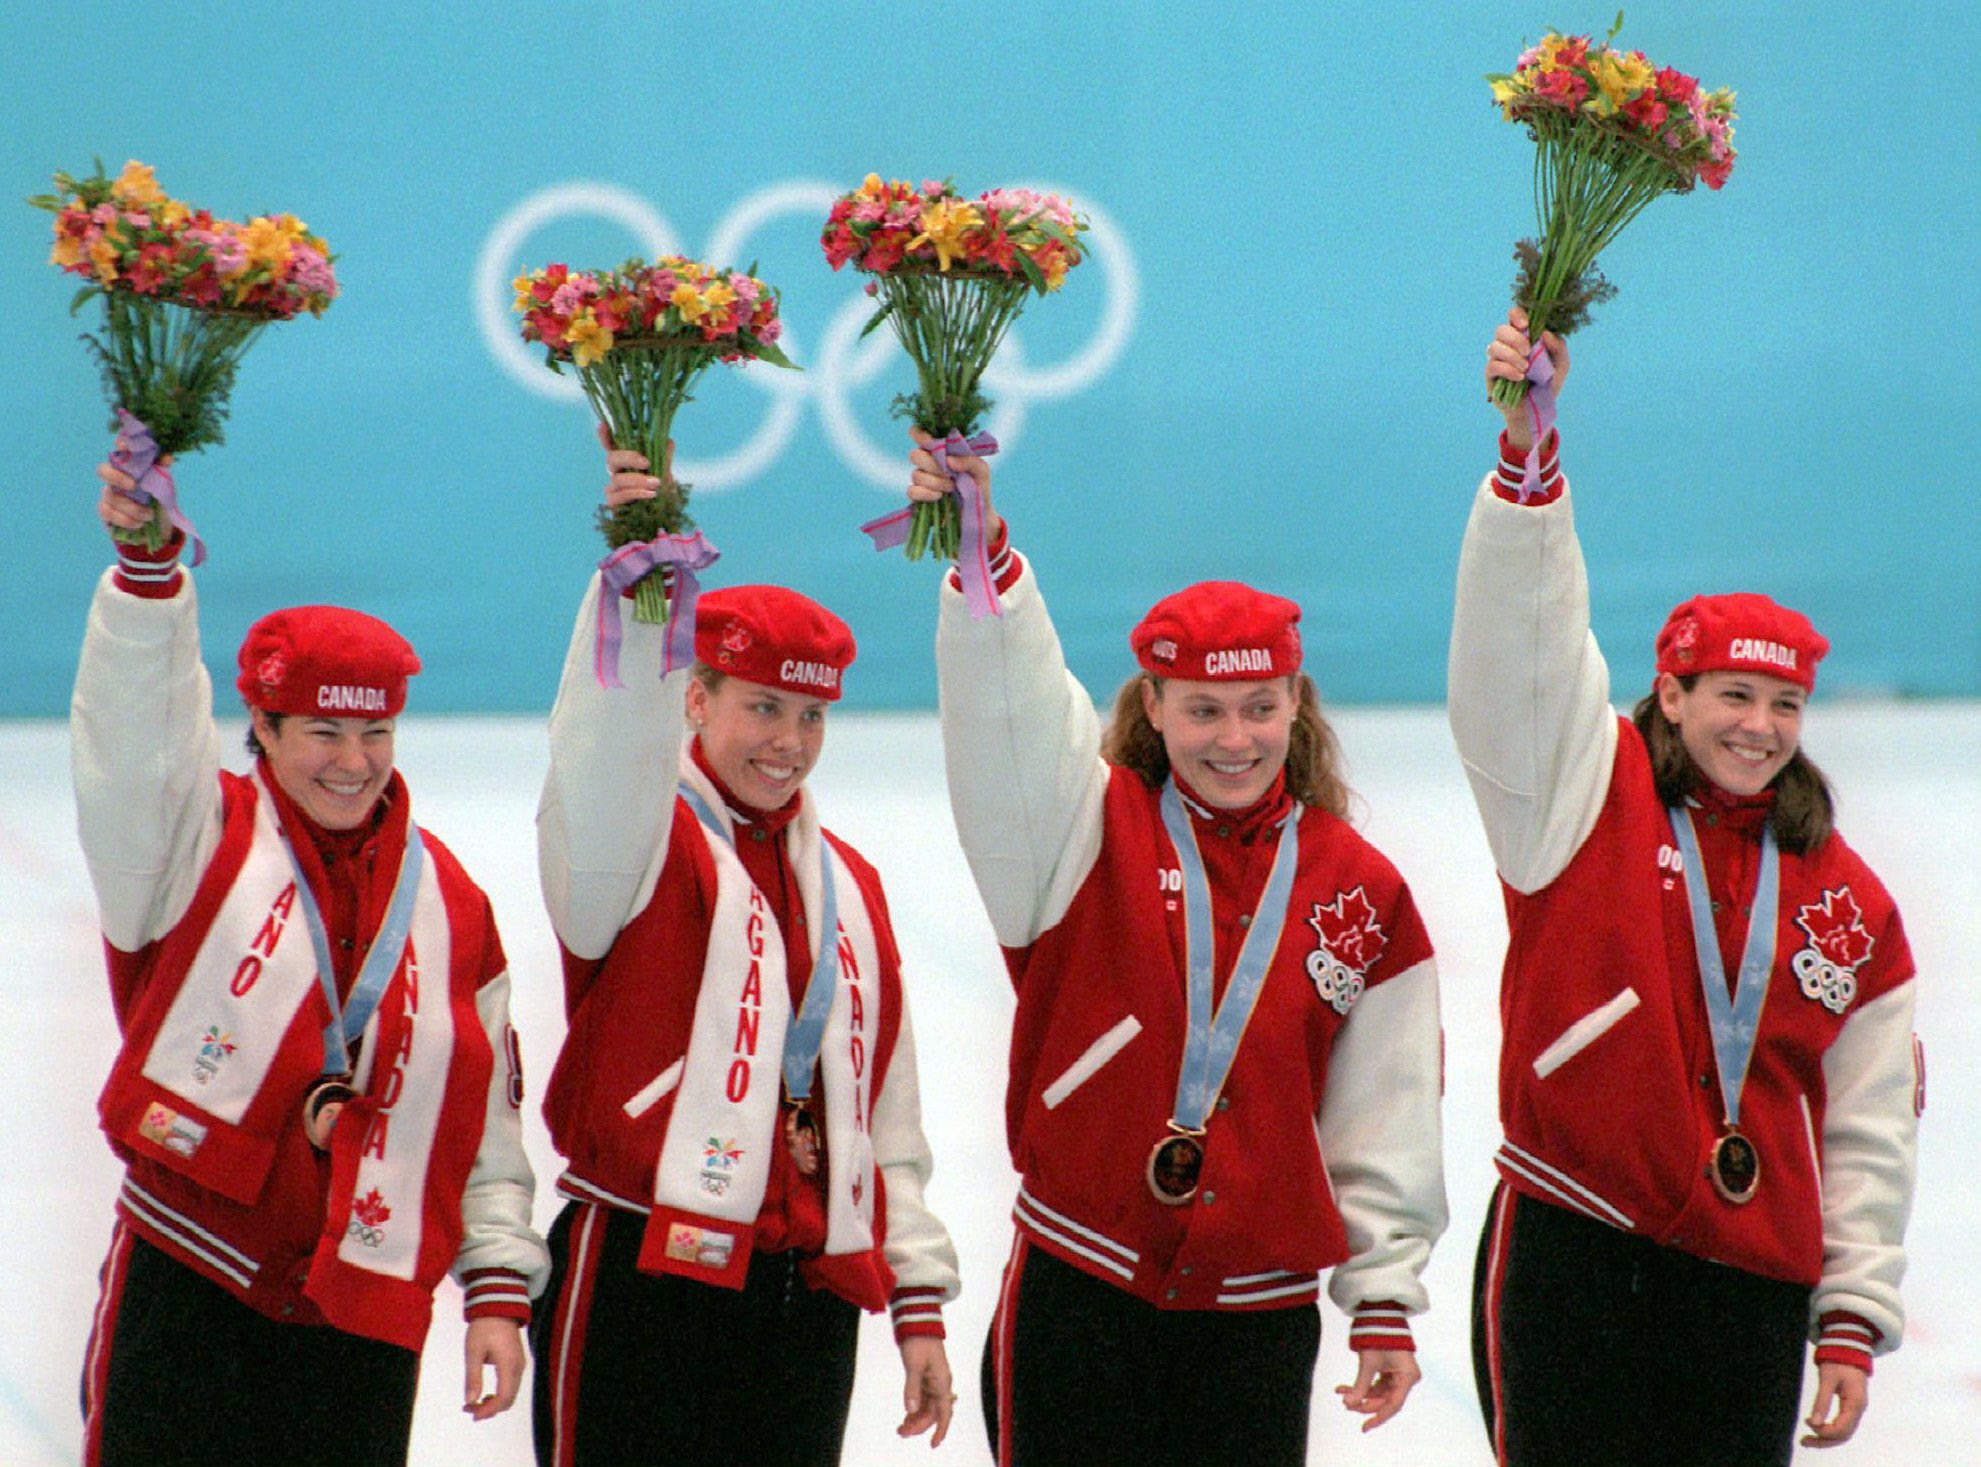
[853,200,887,224]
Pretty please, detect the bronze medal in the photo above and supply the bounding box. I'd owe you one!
[1708,1129,1759,1205]
[301,1075,357,1153]
[784,1103,822,1178]
[1146,1131,1205,1205]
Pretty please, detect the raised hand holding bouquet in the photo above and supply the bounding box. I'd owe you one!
[515,255,793,681]
[33,160,338,560]
[823,175,1086,614]
[1487,18,1735,465]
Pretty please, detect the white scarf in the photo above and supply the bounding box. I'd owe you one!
[652,756,881,1257]
[131,772,458,1283]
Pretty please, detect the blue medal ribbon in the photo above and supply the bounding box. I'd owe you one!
[272,811,428,1079]
[1159,779,1303,1132]
[682,786,841,1104]
[1670,807,1779,1131]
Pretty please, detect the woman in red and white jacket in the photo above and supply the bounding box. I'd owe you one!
[76,457,547,1467]
[1453,311,1921,1467]
[529,435,961,1467]
[909,434,1447,1466]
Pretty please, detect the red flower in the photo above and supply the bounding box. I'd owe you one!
[128,243,174,295]
[824,225,864,270]
[1655,66,1699,106]
[1623,93,1669,132]
[1535,68,1589,108]
[862,234,907,273]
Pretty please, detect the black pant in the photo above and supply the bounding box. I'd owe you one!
[1472,1184,1811,1467]
[983,1240,1320,1467]
[84,1233,420,1467]
[531,1202,860,1467]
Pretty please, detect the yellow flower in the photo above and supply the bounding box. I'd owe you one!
[89,235,121,284]
[51,234,85,268]
[110,160,164,207]
[671,283,711,322]
[859,173,886,199]
[158,199,190,228]
[701,280,737,315]
[568,311,613,368]
[1591,49,1654,110]
[909,199,981,271]
[240,215,302,272]
[1042,251,1070,291]
[513,273,538,311]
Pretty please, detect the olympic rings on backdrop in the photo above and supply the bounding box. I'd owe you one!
[474,179,1139,492]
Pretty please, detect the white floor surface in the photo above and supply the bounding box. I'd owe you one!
[3,706,1976,1466]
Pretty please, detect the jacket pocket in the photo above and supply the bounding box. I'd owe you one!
[621,1058,685,1119]
[1532,988,1641,1079]
[1041,1016,1142,1110]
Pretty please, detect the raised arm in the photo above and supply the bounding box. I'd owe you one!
[917,435,1110,947]
[1447,311,1618,894]
[71,461,224,951]
[537,433,686,960]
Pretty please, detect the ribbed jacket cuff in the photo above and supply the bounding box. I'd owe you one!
[1491,429,1563,505]
[943,520,1021,595]
[1347,1299,1415,1353]
[889,1286,947,1342]
[113,529,186,598]
[462,1267,533,1324]
[1812,1311,1879,1375]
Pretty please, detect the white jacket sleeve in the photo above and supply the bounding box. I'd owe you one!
[872,988,961,1306]
[1448,478,1618,894]
[452,970,551,1305]
[537,573,687,960]
[1317,959,1448,1317]
[70,568,225,950]
[935,562,1109,946]
[1812,979,1918,1352]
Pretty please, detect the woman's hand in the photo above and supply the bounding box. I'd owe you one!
[598,421,670,509]
[1335,1347,1420,1432]
[462,1317,527,1422]
[1801,1362,1869,1448]
[907,428,1000,543]
[897,1334,957,1448]
[1486,308,1569,452]
[96,455,169,533]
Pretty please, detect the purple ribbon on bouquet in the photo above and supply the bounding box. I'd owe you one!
[860,430,1002,619]
[110,409,206,566]
[593,530,721,689]
[1515,344,1558,504]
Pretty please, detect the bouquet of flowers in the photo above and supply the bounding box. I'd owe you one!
[31,160,338,552]
[1487,19,1736,409]
[515,256,794,625]
[823,175,1087,563]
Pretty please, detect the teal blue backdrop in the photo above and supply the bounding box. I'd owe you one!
[4,2,1976,715]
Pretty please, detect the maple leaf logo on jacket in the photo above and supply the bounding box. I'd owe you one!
[1792,886,1873,1015]
[352,1188,393,1229]
[1305,887,1386,1016]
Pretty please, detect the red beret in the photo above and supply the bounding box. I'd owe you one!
[237,606,421,717]
[1130,581,1302,682]
[695,585,856,701]
[1655,593,1828,694]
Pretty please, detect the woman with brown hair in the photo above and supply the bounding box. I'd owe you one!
[1452,310,1921,1467]
[909,433,1447,1466]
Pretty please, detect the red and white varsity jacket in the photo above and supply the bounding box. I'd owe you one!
[536,576,960,1341]
[72,565,547,1351]
[1449,439,1921,1372]
[935,555,1447,1348]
